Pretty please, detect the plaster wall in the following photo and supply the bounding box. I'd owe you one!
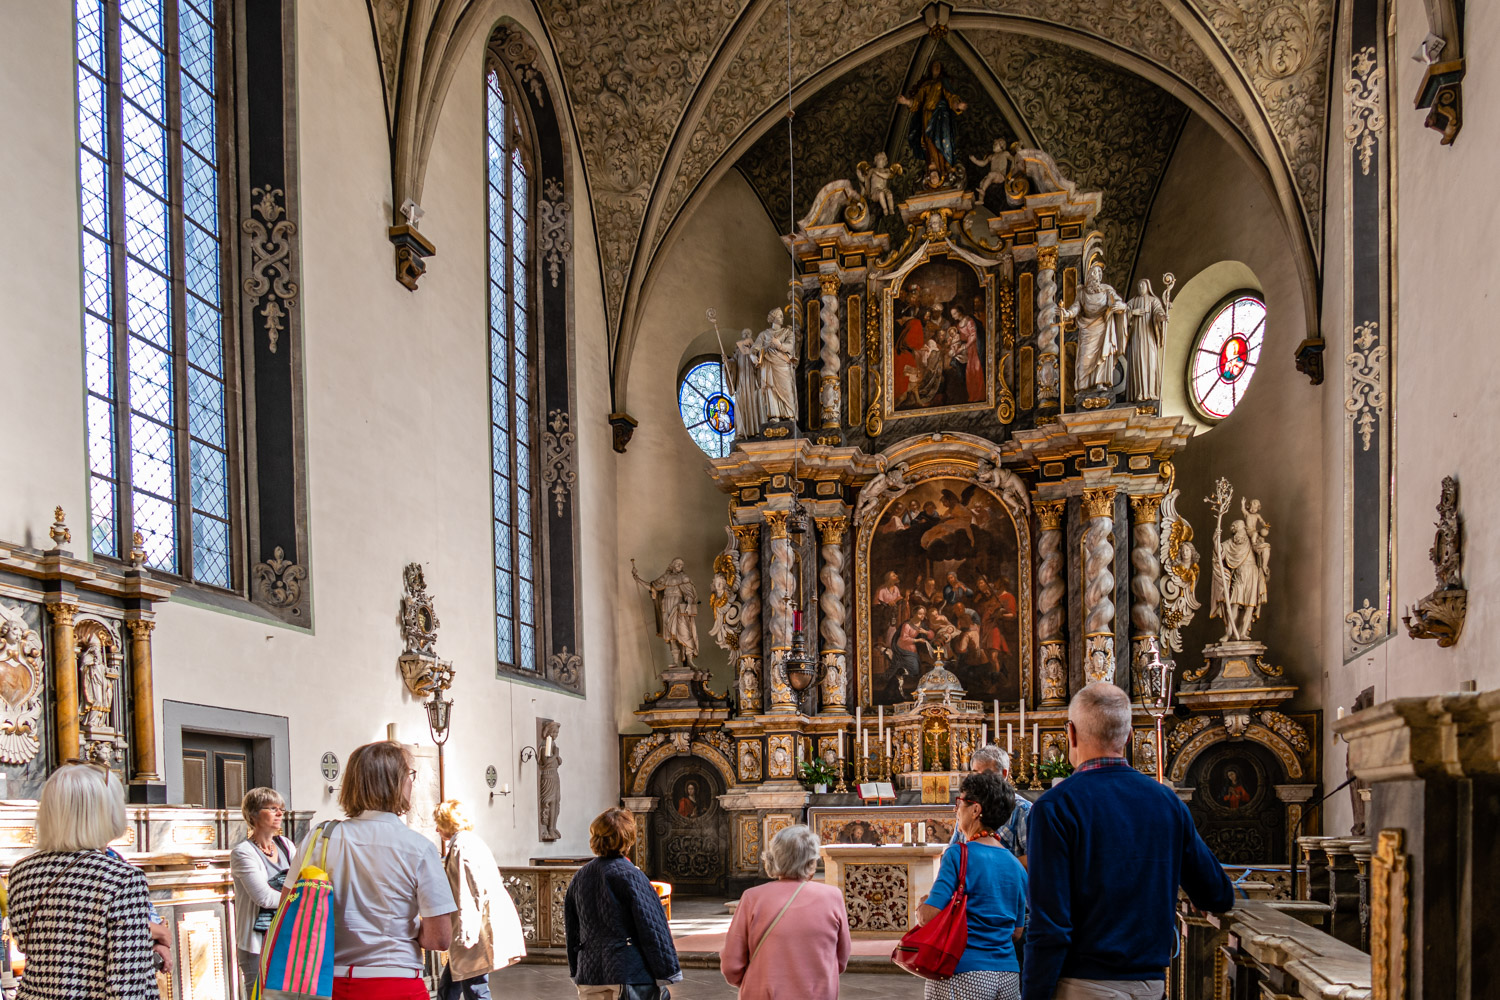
[0,0,621,864]
[1133,114,1325,709]
[613,172,790,732]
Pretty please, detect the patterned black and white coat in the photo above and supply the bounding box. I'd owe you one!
[8,849,159,999]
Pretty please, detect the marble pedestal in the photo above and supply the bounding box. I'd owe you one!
[820,843,945,938]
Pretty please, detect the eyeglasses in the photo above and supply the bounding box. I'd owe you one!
[954,795,976,807]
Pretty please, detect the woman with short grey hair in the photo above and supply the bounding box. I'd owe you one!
[721,826,850,998]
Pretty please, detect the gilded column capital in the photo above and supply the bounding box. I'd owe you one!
[732,524,761,551]
[814,516,848,545]
[1037,246,1059,272]
[763,510,790,540]
[47,602,77,628]
[819,273,841,296]
[1081,486,1117,519]
[125,619,157,639]
[1129,493,1165,522]
[1034,498,1067,531]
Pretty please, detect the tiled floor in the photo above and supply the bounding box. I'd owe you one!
[489,963,927,999]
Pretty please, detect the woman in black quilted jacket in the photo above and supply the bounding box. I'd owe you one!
[564,808,681,999]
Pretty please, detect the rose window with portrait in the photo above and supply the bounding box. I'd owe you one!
[678,360,735,458]
[1188,294,1265,420]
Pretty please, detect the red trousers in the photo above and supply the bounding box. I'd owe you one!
[331,977,430,1000]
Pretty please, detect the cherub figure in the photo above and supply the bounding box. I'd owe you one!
[969,139,1013,200]
[856,152,903,216]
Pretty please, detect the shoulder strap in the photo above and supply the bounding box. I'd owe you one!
[954,841,969,901]
[749,881,808,966]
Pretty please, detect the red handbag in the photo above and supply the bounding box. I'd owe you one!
[892,842,969,980]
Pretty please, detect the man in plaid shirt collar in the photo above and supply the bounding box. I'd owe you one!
[950,744,1032,867]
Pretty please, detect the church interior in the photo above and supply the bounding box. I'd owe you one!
[0,0,1492,996]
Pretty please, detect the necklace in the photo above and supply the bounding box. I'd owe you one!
[255,837,278,859]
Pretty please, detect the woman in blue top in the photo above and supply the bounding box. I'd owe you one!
[917,770,1028,1000]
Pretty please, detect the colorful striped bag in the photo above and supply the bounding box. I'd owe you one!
[257,820,340,999]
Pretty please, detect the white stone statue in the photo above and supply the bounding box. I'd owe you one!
[854,460,909,526]
[1126,274,1175,402]
[1204,479,1269,643]
[969,139,1013,200]
[537,720,563,841]
[1004,146,1077,205]
[1061,254,1129,393]
[80,634,113,728]
[798,178,861,229]
[856,153,902,216]
[708,308,764,437]
[976,458,1031,519]
[753,308,797,422]
[632,557,701,668]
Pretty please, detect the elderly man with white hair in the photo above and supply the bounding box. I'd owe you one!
[1022,682,1234,1000]
[951,744,1031,867]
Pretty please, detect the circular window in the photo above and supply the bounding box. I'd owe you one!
[679,359,736,458]
[1188,293,1265,420]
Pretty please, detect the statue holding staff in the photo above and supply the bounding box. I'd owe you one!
[632,557,702,668]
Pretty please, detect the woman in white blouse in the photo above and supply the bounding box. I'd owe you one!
[229,786,293,991]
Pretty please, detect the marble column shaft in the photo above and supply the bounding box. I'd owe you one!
[1128,494,1164,701]
[1035,498,1069,706]
[1035,246,1061,405]
[763,511,796,712]
[818,274,841,429]
[1081,486,1117,685]
[47,600,80,762]
[815,515,848,712]
[124,618,160,778]
[733,524,763,713]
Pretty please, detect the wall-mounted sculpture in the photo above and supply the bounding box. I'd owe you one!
[0,602,45,765]
[74,618,127,765]
[398,563,454,698]
[1061,233,1129,403]
[537,719,562,842]
[1125,274,1175,404]
[1403,476,1465,646]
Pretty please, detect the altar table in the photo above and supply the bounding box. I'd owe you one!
[819,842,947,937]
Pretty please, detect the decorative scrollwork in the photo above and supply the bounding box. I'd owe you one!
[547,647,582,688]
[1345,46,1386,177]
[253,546,306,612]
[1345,321,1386,452]
[628,731,667,773]
[0,603,45,764]
[541,410,577,517]
[1260,710,1310,754]
[242,187,298,354]
[1346,599,1387,649]
[1166,715,1211,758]
[537,178,572,289]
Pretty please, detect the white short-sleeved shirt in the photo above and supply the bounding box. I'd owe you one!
[293,812,456,970]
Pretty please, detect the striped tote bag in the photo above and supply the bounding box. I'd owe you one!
[257,820,340,999]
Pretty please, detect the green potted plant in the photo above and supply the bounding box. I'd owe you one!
[1038,758,1074,786]
[798,757,839,794]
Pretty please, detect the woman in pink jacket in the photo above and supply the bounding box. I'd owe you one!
[721,825,851,998]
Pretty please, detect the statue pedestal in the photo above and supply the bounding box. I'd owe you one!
[1177,640,1294,713]
[639,666,730,712]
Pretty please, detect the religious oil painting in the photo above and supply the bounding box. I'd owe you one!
[886,255,993,417]
[671,774,712,819]
[866,477,1020,706]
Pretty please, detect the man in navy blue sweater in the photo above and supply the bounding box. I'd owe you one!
[1023,682,1234,1000]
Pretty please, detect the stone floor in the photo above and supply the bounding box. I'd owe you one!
[488,963,927,999]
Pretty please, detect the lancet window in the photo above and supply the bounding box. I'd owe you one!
[76,0,233,588]
[486,65,540,674]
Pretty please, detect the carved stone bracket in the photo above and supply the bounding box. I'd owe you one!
[1403,476,1465,646]
[252,546,307,618]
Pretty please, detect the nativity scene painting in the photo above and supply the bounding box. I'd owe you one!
[888,256,992,416]
[865,477,1020,705]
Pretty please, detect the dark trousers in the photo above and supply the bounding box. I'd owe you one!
[438,966,493,999]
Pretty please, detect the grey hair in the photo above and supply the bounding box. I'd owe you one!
[764,824,821,880]
[1069,681,1133,750]
[972,745,1009,774]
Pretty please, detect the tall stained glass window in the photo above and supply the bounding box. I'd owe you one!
[486,69,539,673]
[76,0,231,587]
[1188,293,1265,421]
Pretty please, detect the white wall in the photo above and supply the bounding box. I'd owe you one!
[0,0,620,864]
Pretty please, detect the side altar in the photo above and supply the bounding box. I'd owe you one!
[620,141,1320,895]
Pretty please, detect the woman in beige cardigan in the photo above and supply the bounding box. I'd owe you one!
[435,800,526,998]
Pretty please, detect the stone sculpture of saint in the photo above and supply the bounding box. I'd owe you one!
[1062,262,1129,393]
[632,557,701,668]
[1208,519,1268,642]
[538,721,563,841]
[729,328,765,437]
[1127,276,1174,402]
[897,61,967,188]
[80,634,112,728]
[753,308,797,422]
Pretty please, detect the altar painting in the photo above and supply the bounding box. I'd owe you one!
[886,256,993,417]
[865,478,1020,705]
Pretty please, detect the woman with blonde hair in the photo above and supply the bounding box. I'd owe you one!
[7,762,168,996]
[288,740,455,998]
[433,799,525,998]
[230,786,293,991]
[721,825,850,999]
[564,807,680,998]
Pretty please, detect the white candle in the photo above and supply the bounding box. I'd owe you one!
[862,731,868,758]
[839,730,845,759]
[918,822,927,843]
[1007,723,1013,754]
[993,699,1000,738]
[885,730,892,758]
[1337,706,1346,720]
[1033,723,1039,755]
[903,822,912,843]
[856,707,862,735]
[878,705,884,741]
[1019,698,1025,737]
[981,723,988,747]
[544,735,553,756]
[502,782,510,795]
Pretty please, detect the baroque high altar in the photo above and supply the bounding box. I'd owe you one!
[620,151,1319,897]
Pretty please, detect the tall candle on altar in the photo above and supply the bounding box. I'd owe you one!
[885,730,891,758]
[993,699,1000,739]
[981,723,988,747]
[862,731,868,758]
[1033,723,1039,755]
[838,730,845,759]
[1019,698,1025,740]
[1007,723,1013,754]
[878,705,884,741]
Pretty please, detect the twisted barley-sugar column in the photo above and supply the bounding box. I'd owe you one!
[763,510,797,712]
[733,524,763,712]
[1034,498,1069,706]
[125,618,161,779]
[818,274,842,429]
[1081,486,1117,685]
[815,515,848,711]
[1036,246,1060,405]
[47,600,80,761]
[1129,495,1164,703]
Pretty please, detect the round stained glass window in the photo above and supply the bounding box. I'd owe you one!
[1188,294,1265,420]
[679,360,736,458]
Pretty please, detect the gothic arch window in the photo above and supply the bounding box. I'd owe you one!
[678,358,735,458]
[1187,292,1265,421]
[485,24,583,693]
[76,0,232,586]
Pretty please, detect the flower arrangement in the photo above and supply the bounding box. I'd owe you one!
[798,757,840,790]
[1037,758,1074,781]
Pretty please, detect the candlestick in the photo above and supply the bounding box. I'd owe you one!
[834,755,849,794]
